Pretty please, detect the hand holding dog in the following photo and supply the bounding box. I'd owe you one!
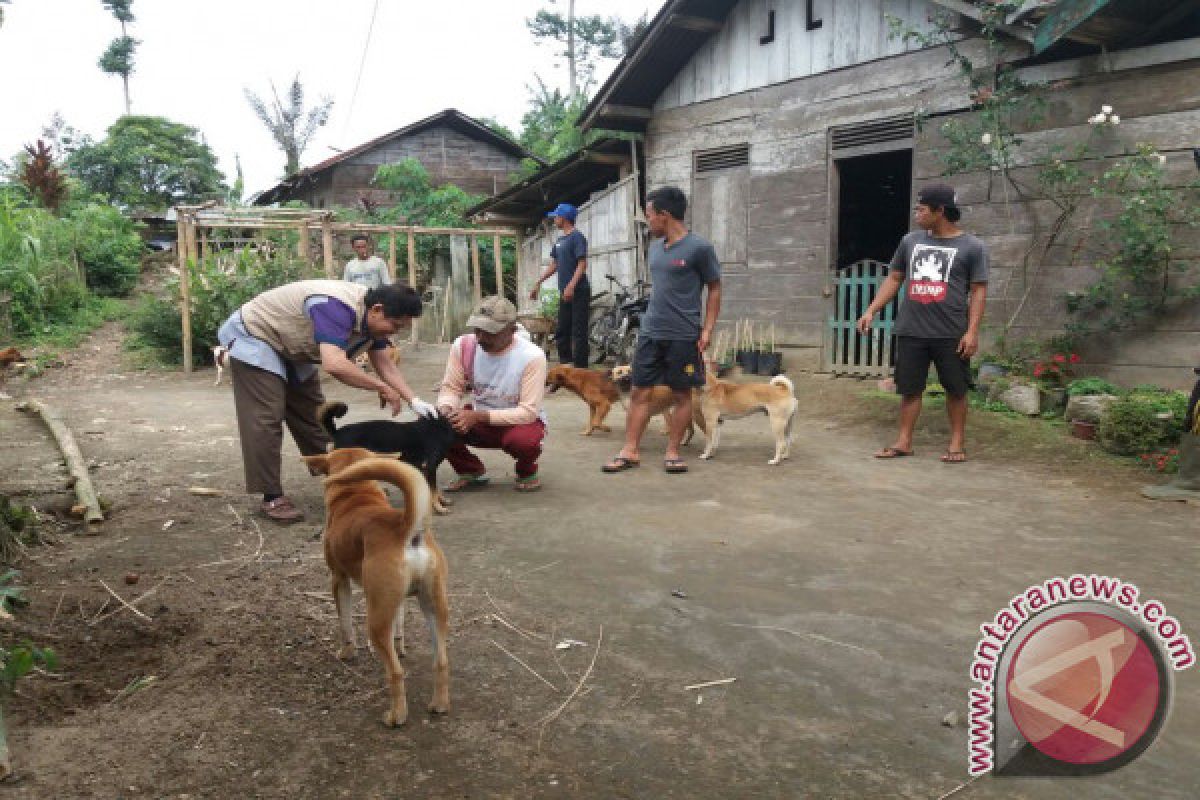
[446,408,484,434]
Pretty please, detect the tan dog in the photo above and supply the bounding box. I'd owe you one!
[693,362,797,465]
[212,345,229,386]
[355,345,403,370]
[302,448,450,726]
[545,365,622,435]
[609,364,694,443]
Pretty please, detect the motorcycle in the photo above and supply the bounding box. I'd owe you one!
[587,274,651,365]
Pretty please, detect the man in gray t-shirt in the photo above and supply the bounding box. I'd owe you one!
[343,234,392,290]
[857,184,988,464]
[603,186,721,476]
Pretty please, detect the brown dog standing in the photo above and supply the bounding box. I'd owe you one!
[303,448,450,726]
[609,364,694,442]
[545,365,622,435]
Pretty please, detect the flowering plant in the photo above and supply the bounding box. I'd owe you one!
[1139,448,1180,474]
[1032,353,1079,387]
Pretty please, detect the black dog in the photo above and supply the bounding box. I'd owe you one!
[318,402,457,514]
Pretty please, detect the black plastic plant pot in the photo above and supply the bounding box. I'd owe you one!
[757,352,783,376]
[738,350,760,373]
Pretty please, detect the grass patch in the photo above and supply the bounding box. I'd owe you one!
[11,294,128,352]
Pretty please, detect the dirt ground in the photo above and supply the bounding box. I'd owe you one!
[1,327,1197,799]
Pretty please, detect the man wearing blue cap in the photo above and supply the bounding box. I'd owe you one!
[530,203,590,367]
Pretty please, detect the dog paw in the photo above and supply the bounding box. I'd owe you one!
[699,453,712,460]
[383,708,409,728]
[428,701,449,715]
[768,459,781,466]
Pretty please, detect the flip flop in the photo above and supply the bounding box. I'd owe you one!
[602,455,640,473]
[874,447,914,459]
[514,475,542,492]
[443,474,490,492]
[664,457,689,474]
[941,451,968,463]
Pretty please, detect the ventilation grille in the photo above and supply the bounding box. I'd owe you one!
[694,144,750,173]
[831,116,914,151]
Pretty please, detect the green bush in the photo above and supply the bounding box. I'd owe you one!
[0,193,89,338]
[1097,390,1189,455]
[69,203,143,296]
[1067,377,1121,397]
[129,241,322,364]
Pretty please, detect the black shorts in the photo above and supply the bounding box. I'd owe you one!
[631,336,705,390]
[893,336,971,397]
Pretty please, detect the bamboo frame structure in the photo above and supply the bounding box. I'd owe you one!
[172,205,520,373]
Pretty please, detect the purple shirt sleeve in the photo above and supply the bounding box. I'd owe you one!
[305,296,390,351]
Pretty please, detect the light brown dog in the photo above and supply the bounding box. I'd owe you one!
[545,365,622,435]
[609,364,694,443]
[302,448,450,727]
[693,362,797,465]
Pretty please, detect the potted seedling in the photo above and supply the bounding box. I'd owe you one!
[736,320,759,374]
[757,324,782,376]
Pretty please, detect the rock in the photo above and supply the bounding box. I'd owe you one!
[124,572,140,585]
[999,384,1041,416]
[1065,393,1117,423]
[942,711,958,727]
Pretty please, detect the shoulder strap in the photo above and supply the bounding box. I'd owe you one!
[460,334,477,389]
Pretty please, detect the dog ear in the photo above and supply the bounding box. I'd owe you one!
[302,454,330,475]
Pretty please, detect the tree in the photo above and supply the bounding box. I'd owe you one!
[19,140,68,213]
[244,76,334,178]
[98,0,138,115]
[67,115,227,210]
[526,1,622,97]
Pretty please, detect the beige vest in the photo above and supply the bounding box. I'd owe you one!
[240,280,369,364]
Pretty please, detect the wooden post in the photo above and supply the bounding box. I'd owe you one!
[493,234,504,300]
[180,214,196,373]
[470,236,482,304]
[407,230,418,345]
[322,216,335,278]
[297,224,310,265]
[200,227,208,263]
[387,230,397,282]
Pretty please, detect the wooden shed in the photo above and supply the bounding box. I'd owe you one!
[581,0,1200,387]
[253,109,537,211]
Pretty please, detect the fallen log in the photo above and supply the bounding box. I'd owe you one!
[16,399,104,528]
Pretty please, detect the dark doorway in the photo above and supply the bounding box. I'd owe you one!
[834,150,912,269]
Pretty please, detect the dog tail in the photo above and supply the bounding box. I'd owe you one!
[318,402,349,437]
[324,458,432,544]
[770,375,795,396]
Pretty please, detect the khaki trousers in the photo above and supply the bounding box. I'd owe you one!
[230,358,330,496]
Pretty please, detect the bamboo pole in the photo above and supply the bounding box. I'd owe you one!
[470,236,482,305]
[387,231,397,283]
[407,231,418,346]
[296,224,310,264]
[18,399,104,529]
[175,215,190,373]
[200,228,208,262]
[493,234,503,299]
[321,216,335,278]
[181,215,196,373]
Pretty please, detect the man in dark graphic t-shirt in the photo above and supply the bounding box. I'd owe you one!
[856,183,989,463]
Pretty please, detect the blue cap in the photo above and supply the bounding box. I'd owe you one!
[546,203,577,222]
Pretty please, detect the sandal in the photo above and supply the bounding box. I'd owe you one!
[443,474,490,492]
[261,496,304,523]
[602,455,641,473]
[664,457,689,474]
[514,475,542,492]
[874,447,914,459]
[941,451,968,463]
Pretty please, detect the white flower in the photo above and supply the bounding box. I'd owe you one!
[1157,154,1167,165]
[1088,114,1103,125]
[981,133,993,145]
[1110,115,1120,125]
[1101,105,1113,114]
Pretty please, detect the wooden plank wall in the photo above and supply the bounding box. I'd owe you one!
[646,39,985,364]
[913,59,1200,387]
[654,0,938,112]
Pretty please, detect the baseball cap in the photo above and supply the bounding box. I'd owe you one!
[546,203,578,222]
[917,184,958,210]
[466,295,518,334]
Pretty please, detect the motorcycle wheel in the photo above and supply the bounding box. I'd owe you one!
[588,316,616,365]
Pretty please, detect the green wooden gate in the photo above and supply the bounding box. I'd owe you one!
[824,259,899,376]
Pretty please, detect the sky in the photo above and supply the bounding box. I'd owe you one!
[0,0,661,197]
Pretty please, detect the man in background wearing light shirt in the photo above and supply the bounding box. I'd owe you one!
[343,234,392,289]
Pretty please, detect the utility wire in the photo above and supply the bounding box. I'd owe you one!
[341,0,381,140]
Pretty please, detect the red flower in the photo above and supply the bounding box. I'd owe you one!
[1069,354,1080,363]
[1034,365,1044,377]
[1053,354,1066,363]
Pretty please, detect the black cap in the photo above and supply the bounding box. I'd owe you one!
[917,183,958,210]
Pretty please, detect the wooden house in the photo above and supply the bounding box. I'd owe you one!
[578,0,1200,387]
[253,109,536,211]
